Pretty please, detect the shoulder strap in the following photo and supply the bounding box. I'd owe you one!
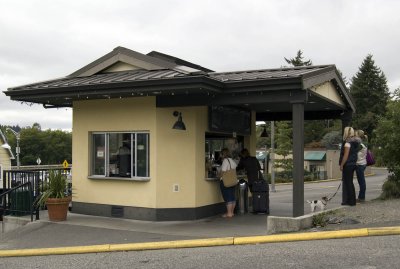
[227,158,232,169]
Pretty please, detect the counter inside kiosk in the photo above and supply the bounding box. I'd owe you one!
[205,134,244,180]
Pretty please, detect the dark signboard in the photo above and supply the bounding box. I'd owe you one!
[208,106,251,135]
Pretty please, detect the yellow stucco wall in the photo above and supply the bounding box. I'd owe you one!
[72,97,157,208]
[155,106,222,208]
[73,97,255,209]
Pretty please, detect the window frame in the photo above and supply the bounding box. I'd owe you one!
[89,131,150,181]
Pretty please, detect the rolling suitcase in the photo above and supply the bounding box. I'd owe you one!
[252,179,269,192]
[252,191,269,214]
[252,179,269,214]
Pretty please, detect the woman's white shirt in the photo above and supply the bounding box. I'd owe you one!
[221,158,237,172]
[357,143,367,165]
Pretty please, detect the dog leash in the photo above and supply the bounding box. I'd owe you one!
[327,182,342,201]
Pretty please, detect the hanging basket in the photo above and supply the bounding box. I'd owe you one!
[46,197,71,221]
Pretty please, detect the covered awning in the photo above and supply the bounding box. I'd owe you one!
[304,151,326,161]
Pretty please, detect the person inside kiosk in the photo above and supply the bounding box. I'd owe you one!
[117,140,131,177]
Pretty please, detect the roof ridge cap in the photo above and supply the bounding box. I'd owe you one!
[211,65,334,76]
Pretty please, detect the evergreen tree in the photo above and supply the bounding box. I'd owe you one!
[350,54,390,139]
[284,50,312,67]
[274,121,293,178]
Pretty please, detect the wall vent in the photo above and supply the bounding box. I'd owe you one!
[111,206,124,218]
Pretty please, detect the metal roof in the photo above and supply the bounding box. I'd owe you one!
[11,69,190,91]
[210,65,331,82]
[7,65,336,92]
[3,47,355,121]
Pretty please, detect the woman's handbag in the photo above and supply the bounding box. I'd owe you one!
[221,159,238,187]
[366,150,375,166]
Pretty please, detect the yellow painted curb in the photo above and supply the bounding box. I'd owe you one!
[110,237,233,252]
[234,228,369,245]
[0,244,111,257]
[1,227,399,257]
[0,237,233,257]
[367,227,400,236]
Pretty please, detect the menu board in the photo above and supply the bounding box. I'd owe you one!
[208,106,251,135]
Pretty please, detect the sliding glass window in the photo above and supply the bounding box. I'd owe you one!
[91,132,149,179]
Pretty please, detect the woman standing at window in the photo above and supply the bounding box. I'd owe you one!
[339,127,360,206]
[218,148,237,218]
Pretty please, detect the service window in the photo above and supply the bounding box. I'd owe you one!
[90,132,149,179]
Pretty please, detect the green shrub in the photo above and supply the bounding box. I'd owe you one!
[312,212,329,227]
[37,170,68,206]
[380,174,400,199]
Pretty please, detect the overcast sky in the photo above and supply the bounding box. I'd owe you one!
[1,0,399,131]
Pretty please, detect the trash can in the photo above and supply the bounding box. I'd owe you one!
[237,179,249,214]
[10,190,32,216]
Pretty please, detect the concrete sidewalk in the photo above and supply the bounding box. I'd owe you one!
[1,170,398,257]
[1,210,400,257]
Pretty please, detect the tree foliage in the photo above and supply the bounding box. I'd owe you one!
[373,88,400,198]
[321,131,342,150]
[350,54,390,140]
[0,124,72,166]
[284,50,312,66]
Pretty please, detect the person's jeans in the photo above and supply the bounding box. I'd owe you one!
[356,165,367,200]
[342,164,356,206]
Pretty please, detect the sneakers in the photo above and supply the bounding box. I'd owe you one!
[356,198,365,203]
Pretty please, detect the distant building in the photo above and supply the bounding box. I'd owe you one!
[0,130,15,186]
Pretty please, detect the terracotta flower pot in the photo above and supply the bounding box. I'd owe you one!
[46,197,71,221]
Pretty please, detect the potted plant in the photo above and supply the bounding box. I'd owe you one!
[38,170,71,221]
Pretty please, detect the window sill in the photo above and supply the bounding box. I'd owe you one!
[205,177,220,181]
[88,176,150,182]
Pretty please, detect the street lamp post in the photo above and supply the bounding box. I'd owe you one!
[6,128,21,169]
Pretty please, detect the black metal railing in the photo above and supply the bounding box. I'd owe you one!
[1,167,71,221]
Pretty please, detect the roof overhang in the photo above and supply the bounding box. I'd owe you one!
[4,58,355,121]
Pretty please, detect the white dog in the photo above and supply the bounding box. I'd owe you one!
[307,196,328,212]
